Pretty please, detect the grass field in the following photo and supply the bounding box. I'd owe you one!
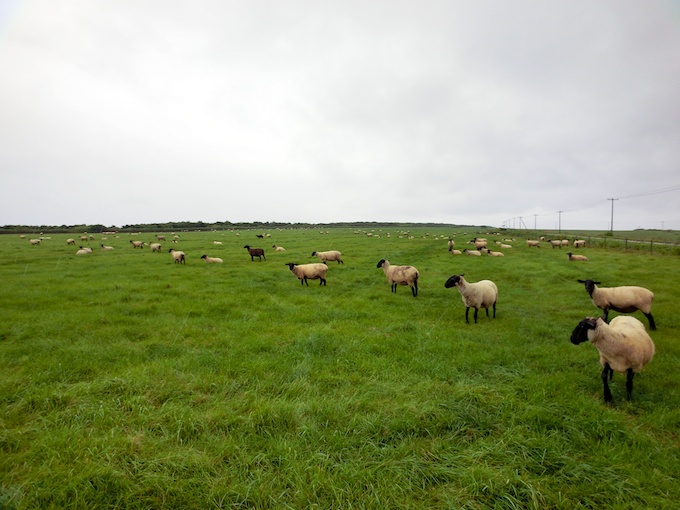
[1,227,679,509]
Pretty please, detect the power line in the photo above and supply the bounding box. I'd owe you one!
[617,184,680,200]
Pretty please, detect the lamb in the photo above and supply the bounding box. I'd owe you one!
[570,316,655,402]
[149,243,162,252]
[547,240,563,248]
[568,252,589,261]
[130,240,144,249]
[312,250,343,264]
[376,259,419,297]
[244,245,265,261]
[169,249,186,264]
[286,262,328,286]
[577,279,655,330]
[272,245,286,252]
[444,274,498,324]
[201,255,223,263]
[573,240,586,248]
[526,240,540,248]
[462,249,481,256]
[101,244,114,251]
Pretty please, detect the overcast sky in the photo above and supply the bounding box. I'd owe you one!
[1,0,679,230]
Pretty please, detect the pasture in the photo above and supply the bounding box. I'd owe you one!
[1,227,679,509]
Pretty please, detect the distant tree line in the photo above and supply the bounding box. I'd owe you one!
[0,220,469,234]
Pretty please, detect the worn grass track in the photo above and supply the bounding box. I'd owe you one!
[1,227,679,509]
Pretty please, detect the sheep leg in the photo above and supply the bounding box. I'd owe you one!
[301,277,308,286]
[391,283,397,293]
[465,307,471,324]
[626,368,635,400]
[492,302,496,318]
[644,313,656,330]
[484,308,489,318]
[473,308,479,324]
[319,278,326,286]
[411,282,418,297]
[602,309,610,323]
[602,363,613,402]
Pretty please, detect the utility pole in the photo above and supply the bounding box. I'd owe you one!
[607,198,618,232]
[557,211,563,232]
[533,214,538,230]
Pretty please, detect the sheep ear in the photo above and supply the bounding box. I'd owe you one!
[599,313,608,323]
[594,281,602,285]
[577,279,586,283]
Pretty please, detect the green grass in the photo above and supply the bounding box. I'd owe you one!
[1,227,679,509]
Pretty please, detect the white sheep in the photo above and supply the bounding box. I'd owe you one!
[444,274,498,324]
[447,239,455,251]
[500,243,512,249]
[201,255,223,263]
[130,240,144,249]
[577,279,655,330]
[573,240,586,248]
[272,245,286,252]
[547,239,563,248]
[312,250,343,264]
[462,249,481,256]
[487,251,504,257]
[376,259,419,297]
[75,246,92,255]
[526,240,540,248]
[149,243,162,252]
[286,262,328,286]
[568,252,588,261]
[29,239,41,245]
[570,316,655,402]
[101,244,114,251]
[66,238,76,245]
[450,249,462,255]
[169,249,186,264]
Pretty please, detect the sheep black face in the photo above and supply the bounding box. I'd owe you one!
[444,275,464,288]
[376,259,386,269]
[577,279,601,297]
[570,318,597,345]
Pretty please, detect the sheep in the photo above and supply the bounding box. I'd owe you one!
[29,239,41,245]
[286,262,328,286]
[561,239,570,246]
[574,240,586,248]
[570,316,655,402]
[66,238,76,245]
[500,243,512,249]
[568,252,589,261]
[272,245,286,252]
[244,245,265,261]
[577,279,655,330]
[447,239,455,251]
[213,241,223,245]
[169,249,186,264]
[201,255,223,263]
[312,250,343,264]
[526,240,540,248]
[450,249,462,255]
[487,251,504,257]
[130,240,144,249]
[76,246,92,255]
[467,239,487,250]
[547,239,563,248]
[156,235,166,241]
[101,244,114,251]
[462,249,481,256]
[444,274,498,324]
[376,259,419,297]
[149,243,162,252]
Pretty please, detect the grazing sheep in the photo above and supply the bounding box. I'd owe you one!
[462,249,481,256]
[573,240,586,248]
[130,240,144,249]
[312,250,343,264]
[156,235,166,241]
[547,239,562,248]
[244,245,265,261]
[66,238,76,245]
[101,244,114,251]
[286,262,328,286]
[29,239,41,245]
[526,240,540,248]
[272,245,286,252]
[444,274,498,324]
[201,255,223,263]
[570,316,655,402]
[169,249,186,264]
[577,279,655,330]
[568,252,589,261]
[376,259,419,297]
[149,243,162,252]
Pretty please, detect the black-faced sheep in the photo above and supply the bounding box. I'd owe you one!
[547,240,562,248]
[568,252,588,261]
[272,245,286,252]
[573,240,586,248]
[462,249,481,256]
[570,316,655,402]
[201,255,223,263]
[578,279,655,330]
[130,240,144,249]
[444,274,498,324]
[526,240,540,248]
[376,259,419,297]
[286,262,327,286]
[169,249,186,264]
[312,250,343,264]
[149,243,162,252]
[244,245,265,261]
[101,244,114,251]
